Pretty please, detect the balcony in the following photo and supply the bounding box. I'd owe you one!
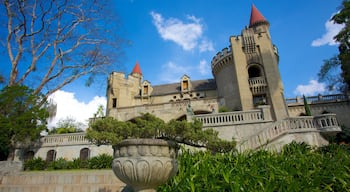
[248,77,267,95]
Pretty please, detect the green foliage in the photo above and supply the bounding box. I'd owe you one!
[88,154,113,169]
[218,106,229,113]
[0,85,48,160]
[23,157,46,171]
[318,56,345,91]
[23,154,112,171]
[49,117,84,134]
[158,142,350,191]
[334,125,350,144]
[319,0,350,92]
[86,113,236,152]
[303,95,312,116]
[47,158,70,170]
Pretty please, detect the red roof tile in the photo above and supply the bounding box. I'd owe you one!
[131,61,142,75]
[249,4,268,27]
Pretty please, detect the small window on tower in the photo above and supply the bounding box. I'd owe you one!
[112,98,117,108]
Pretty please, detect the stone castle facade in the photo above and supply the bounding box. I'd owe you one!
[107,5,288,122]
[14,5,350,162]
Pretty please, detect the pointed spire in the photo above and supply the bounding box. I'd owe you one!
[249,4,269,27]
[131,61,142,75]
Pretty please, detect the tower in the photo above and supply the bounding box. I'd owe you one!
[212,4,289,120]
[106,61,143,117]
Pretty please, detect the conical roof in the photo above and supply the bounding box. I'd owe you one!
[131,61,142,75]
[249,4,269,27]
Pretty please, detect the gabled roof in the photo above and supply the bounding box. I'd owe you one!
[131,61,142,75]
[249,4,269,27]
[151,79,217,96]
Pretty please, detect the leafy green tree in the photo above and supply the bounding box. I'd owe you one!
[0,85,48,160]
[86,113,236,152]
[93,105,105,118]
[49,117,84,135]
[318,0,350,92]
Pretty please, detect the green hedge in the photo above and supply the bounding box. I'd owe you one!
[23,153,112,171]
[158,142,350,191]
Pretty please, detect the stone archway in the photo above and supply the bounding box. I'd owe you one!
[46,150,56,162]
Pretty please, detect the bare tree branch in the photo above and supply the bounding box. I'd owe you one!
[2,0,125,99]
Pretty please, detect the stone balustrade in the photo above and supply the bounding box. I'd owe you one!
[194,108,271,127]
[248,77,267,95]
[41,132,90,147]
[239,114,341,151]
[285,94,349,105]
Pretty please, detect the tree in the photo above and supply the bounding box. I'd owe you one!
[0,85,49,160]
[93,104,105,118]
[1,0,124,99]
[303,95,312,116]
[86,113,236,153]
[48,116,84,134]
[318,0,350,92]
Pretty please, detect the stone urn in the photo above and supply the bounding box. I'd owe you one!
[112,139,179,192]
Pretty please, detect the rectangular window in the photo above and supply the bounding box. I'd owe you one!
[183,80,188,90]
[143,86,148,95]
[112,98,117,108]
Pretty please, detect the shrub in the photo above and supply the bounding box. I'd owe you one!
[47,157,70,170]
[88,153,113,169]
[23,157,46,170]
[158,142,350,191]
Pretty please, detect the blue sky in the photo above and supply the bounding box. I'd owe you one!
[8,0,345,127]
[62,0,344,101]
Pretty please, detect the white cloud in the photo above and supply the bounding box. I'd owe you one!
[199,39,214,52]
[293,80,326,96]
[159,61,190,83]
[48,90,106,130]
[311,14,344,47]
[150,11,213,52]
[159,60,211,83]
[198,59,210,75]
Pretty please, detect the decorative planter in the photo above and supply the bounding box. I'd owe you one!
[112,139,179,192]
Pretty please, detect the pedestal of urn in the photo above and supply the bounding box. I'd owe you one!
[112,139,178,192]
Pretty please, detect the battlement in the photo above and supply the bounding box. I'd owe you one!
[109,71,126,80]
[211,46,233,75]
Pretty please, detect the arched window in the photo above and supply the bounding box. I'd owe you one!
[80,148,90,161]
[248,65,262,78]
[46,150,56,162]
[24,151,35,161]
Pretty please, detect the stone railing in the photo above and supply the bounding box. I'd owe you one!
[40,132,90,147]
[194,106,272,127]
[239,114,341,151]
[248,77,267,95]
[285,94,349,105]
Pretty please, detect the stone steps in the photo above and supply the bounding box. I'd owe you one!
[0,170,126,192]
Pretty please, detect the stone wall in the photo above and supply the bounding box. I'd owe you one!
[0,170,126,192]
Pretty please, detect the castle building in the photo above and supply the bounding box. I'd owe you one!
[107,5,288,122]
[105,5,343,149]
[14,5,349,162]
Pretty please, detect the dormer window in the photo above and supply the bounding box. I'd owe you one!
[141,80,152,96]
[183,80,188,90]
[181,75,191,93]
[143,85,148,95]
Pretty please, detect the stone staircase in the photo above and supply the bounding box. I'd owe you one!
[238,114,341,151]
[0,170,126,192]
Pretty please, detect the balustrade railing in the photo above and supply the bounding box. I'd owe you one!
[194,109,267,127]
[285,94,348,104]
[41,132,90,146]
[248,77,267,95]
[239,114,341,151]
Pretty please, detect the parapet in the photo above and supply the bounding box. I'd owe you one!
[211,46,233,75]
